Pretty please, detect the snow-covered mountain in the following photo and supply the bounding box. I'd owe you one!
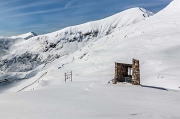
[0,7,152,81]
[10,32,37,40]
[0,0,180,92]
[1,1,180,119]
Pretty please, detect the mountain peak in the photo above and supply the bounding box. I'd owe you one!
[30,32,37,36]
[139,7,154,17]
[10,32,37,40]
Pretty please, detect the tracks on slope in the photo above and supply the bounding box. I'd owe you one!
[18,72,48,92]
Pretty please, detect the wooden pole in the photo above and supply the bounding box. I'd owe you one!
[65,73,66,82]
[71,71,72,82]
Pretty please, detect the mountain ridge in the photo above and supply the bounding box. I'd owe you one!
[1,0,180,92]
[0,7,152,74]
[10,32,37,40]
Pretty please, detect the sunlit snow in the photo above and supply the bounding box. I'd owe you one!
[0,1,180,119]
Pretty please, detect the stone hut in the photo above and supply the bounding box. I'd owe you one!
[114,59,140,85]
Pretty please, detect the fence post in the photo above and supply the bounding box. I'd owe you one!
[65,73,66,82]
[71,71,72,82]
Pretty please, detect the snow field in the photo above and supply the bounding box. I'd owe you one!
[0,1,180,119]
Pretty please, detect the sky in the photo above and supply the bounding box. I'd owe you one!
[0,0,172,36]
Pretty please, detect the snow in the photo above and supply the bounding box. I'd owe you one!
[0,82,180,119]
[10,32,37,40]
[0,7,152,76]
[0,0,180,118]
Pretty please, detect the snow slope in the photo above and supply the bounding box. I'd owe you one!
[10,32,37,40]
[0,0,180,92]
[0,7,152,79]
[12,0,180,91]
[0,37,23,57]
[1,1,180,119]
[0,82,180,119]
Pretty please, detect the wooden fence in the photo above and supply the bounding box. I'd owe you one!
[64,71,72,82]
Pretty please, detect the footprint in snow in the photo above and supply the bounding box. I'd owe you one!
[86,87,90,90]
[86,83,94,91]
[89,83,94,87]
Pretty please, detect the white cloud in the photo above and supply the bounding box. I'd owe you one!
[0,8,65,19]
[0,1,60,13]
[0,0,20,6]
[65,1,74,9]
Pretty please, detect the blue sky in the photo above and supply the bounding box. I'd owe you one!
[0,0,172,36]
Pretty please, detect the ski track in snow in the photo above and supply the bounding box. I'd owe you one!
[17,72,47,92]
